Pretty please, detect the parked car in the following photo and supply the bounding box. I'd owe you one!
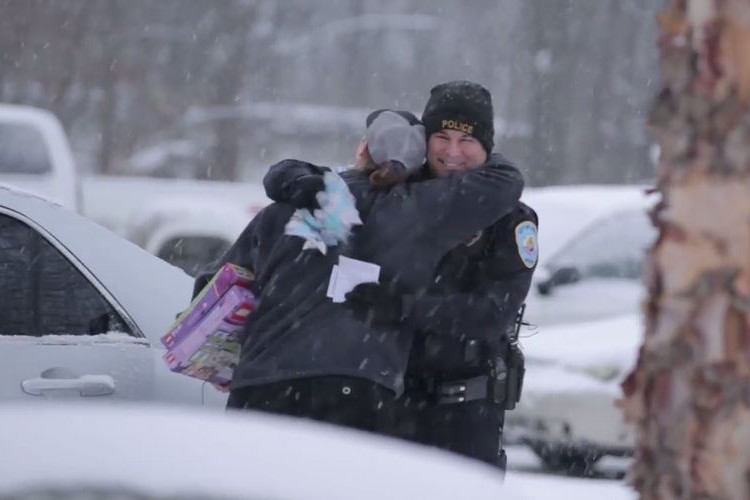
[0,403,513,500]
[0,102,269,276]
[505,187,657,473]
[521,185,655,327]
[508,314,642,474]
[0,184,227,408]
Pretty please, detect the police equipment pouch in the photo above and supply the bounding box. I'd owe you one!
[503,343,525,410]
[435,350,523,408]
[503,304,527,410]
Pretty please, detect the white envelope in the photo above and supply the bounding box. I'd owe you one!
[326,256,380,303]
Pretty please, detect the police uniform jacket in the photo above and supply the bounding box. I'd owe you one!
[405,200,538,382]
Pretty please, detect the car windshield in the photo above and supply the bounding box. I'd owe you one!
[545,208,656,281]
[0,123,52,174]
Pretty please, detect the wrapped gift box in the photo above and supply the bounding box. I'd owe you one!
[162,264,256,385]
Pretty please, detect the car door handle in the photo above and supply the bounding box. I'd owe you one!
[21,374,116,397]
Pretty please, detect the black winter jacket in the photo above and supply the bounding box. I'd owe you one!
[405,201,538,380]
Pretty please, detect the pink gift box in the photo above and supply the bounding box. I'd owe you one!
[162,264,256,385]
[162,263,254,349]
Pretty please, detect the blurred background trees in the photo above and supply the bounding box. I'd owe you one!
[0,0,663,184]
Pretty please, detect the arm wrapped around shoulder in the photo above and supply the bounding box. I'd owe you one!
[263,159,329,209]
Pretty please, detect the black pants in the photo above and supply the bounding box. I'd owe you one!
[390,388,506,470]
[227,376,395,434]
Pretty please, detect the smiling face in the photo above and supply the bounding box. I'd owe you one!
[426,129,488,177]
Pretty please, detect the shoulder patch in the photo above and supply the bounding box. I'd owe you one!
[514,220,538,268]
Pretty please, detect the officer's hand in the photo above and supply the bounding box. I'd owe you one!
[344,282,404,324]
[286,174,325,211]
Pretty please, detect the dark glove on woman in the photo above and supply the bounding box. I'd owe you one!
[286,174,325,211]
[264,159,327,210]
[344,282,409,325]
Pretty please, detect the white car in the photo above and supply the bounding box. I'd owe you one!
[509,314,642,473]
[0,184,227,408]
[505,186,657,473]
[0,403,513,500]
[521,185,656,327]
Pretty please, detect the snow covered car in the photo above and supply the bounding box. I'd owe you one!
[521,185,655,327]
[0,185,227,408]
[504,186,657,473]
[0,403,513,500]
[508,313,643,473]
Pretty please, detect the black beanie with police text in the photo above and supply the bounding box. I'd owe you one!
[421,80,494,154]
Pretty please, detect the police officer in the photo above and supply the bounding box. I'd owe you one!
[345,81,538,470]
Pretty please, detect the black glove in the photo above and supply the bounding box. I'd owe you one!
[285,174,325,211]
[344,282,406,325]
[265,159,327,209]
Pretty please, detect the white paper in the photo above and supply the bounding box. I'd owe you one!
[326,256,380,303]
[326,264,340,300]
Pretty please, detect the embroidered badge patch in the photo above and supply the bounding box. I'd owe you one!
[515,221,538,268]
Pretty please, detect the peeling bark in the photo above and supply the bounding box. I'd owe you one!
[620,1,750,499]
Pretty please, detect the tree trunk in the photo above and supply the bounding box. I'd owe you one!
[620,1,750,499]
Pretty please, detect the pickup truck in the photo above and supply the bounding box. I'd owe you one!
[0,103,269,274]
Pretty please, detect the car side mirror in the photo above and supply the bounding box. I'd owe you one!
[536,266,581,296]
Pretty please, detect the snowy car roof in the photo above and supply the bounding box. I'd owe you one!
[522,184,653,263]
[0,403,517,500]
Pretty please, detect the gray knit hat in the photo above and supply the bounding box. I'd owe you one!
[365,109,426,174]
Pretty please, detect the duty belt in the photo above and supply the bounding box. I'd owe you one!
[417,305,528,409]
[434,349,524,410]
